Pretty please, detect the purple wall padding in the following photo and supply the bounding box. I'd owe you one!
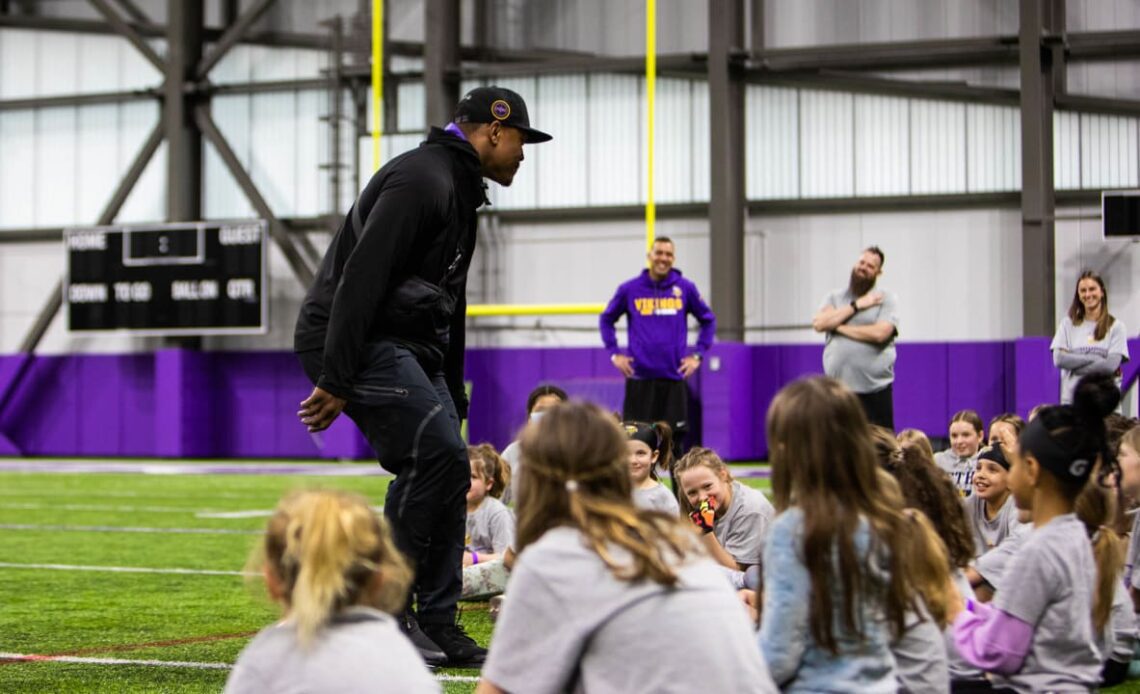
[0,337,1136,461]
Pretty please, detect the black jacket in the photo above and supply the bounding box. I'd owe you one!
[294,128,487,418]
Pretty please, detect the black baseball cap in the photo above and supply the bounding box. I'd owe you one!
[454,86,553,144]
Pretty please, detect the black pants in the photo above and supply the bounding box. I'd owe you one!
[622,377,689,461]
[299,341,468,626]
[856,383,894,430]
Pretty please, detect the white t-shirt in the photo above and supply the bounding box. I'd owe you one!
[1050,315,1130,404]
[483,526,778,694]
[223,607,439,694]
[714,480,775,567]
[990,514,1101,693]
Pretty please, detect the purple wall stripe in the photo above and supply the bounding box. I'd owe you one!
[0,338,1134,461]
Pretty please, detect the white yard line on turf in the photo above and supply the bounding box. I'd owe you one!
[0,502,217,514]
[0,652,482,682]
[0,524,260,536]
[195,510,274,519]
[0,562,257,577]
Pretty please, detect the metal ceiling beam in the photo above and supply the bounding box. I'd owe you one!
[196,0,278,80]
[86,0,166,73]
[755,70,1021,106]
[0,14,331,51]
[1065,29,1140,60]
[111,0,150,25]
[750,35,1019,72]
[0,88,158,111]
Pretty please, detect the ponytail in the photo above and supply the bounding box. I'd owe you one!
[257,490,412,647]
[1075,479,1124,634]
[895,509,953,629]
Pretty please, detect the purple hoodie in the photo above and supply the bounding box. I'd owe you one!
[599,268,716,381]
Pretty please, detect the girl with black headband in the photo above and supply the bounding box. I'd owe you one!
[622,420,679,515]
[949,373,1120,693]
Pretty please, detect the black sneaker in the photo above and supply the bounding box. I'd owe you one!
[398,613,448,668]
[421,619,487,667]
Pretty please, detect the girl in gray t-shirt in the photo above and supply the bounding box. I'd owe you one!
[934,410,984,498]
[225,489,437,694]
[963,444,1022,557]
[949,376,1120,693]
[675,446,774,571]
[463,445,515,599]
[623,420,680,516]
[481,401,778,694]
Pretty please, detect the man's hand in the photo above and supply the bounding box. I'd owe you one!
[298,387,347,432]
[678,355,701,379]
[854,291,884,311]
[611,354,635,378]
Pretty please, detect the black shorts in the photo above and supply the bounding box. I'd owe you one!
[622,378,689,437]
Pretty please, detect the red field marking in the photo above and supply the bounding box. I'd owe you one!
[0,630,258,665]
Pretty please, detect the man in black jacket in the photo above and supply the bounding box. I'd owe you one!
[294,87,551,667]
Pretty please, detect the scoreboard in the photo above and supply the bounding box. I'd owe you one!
[65,220,268,335]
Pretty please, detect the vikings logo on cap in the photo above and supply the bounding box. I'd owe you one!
[491,99,511,121]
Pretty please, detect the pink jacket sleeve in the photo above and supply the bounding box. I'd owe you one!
[952,599,1035,675]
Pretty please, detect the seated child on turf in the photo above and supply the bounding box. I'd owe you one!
[758,376,937,692]
[675,446,774,571]
[964,444,1022,557]
[934,410,984,497]
[948,374,1120,692]
[477,401,778,694]
[623,420,680,515]
[224,489,438,694]
[462,444,515,600]
[890,441,988,689]
[500,385,567,505]
[988,414,1025,456]
[898,428,936,461]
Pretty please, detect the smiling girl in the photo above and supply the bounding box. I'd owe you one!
[675,447,774,571]
[1051,270,1130,405]
[935,410,985,498]
[963,444,1022,557]
[623,421,679,515]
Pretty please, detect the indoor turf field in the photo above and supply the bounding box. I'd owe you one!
[2,463,1139,694]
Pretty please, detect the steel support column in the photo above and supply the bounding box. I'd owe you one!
[709,0,746,341]
[166,0,202,223]
[1019,0,1063,336]
[424,0,460,128]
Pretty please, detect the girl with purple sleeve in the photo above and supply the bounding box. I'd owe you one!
[948,374,1120,693]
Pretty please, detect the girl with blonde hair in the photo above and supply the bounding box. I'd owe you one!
[224,489,437,693]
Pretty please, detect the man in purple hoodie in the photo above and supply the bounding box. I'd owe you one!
[600,237,717,456]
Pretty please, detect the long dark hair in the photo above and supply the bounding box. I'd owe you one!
[1068,270,1115,341]
[767,377,918,652]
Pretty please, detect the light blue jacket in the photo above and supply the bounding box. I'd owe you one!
[758,508,898,693]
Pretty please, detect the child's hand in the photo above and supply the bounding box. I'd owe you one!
[689,498,717,534]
